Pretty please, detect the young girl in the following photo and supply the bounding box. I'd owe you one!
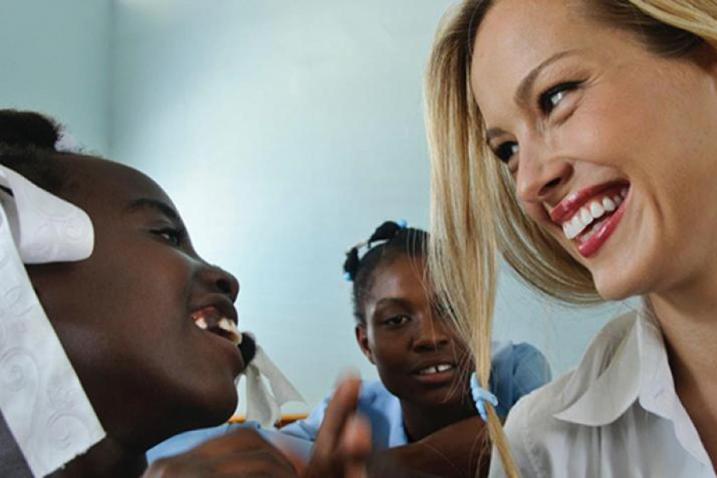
[0,109,367,478]
[424,1,717,476]
[281,221,550,459]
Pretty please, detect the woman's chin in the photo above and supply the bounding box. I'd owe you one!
[592,267,645,302]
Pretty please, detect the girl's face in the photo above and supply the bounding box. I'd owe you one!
[470,0,717,300]
[27,156,243,449]
[356,255,472,409]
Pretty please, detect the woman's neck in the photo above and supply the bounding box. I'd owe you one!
[648,271,717,464]
[49,436,147,478]
[400,397,475,442]
[649,270,717,392]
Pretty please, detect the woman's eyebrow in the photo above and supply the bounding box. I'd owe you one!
[125,198,181,223]
[514,49,581,105]
[484,49,583,144]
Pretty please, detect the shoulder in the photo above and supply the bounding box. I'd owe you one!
[356,379,401,413]
[494,311,639,476]
[490,340,551,415]
[492,341,550,373]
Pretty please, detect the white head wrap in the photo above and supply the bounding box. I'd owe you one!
[0,164,105,477]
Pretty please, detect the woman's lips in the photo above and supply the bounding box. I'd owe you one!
[549,181,630,258]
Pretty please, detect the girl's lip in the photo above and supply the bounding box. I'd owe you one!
[550,180,629,225]
[412,367,457,387]
[200,326,246,376]
[576,194,628,258]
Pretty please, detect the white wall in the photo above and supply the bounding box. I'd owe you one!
[0,0,112,154]
[109,1,626,414]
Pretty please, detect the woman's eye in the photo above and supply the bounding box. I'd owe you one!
[154,228,183,247]
[494,141,519,163]
[385,315,410,327]
[539,81,581,114]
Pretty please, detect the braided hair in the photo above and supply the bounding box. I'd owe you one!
[0,109,69,194]
[343,220,428,324]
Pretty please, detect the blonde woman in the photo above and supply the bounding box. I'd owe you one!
[425,0,717,476]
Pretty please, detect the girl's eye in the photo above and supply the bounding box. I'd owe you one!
[494,141,519,163]
[385,315,410,327]
[539,81,581,114]
[154,228,184,247]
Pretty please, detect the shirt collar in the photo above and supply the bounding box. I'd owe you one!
[552,302,712,467]
[553,308,642,426]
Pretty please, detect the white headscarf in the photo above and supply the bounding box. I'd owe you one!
[0,164,105,477]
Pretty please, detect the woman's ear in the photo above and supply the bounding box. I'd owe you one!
[354,324,375,365]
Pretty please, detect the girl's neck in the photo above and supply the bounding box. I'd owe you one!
[400,396,475,442]
[49,436,146,478]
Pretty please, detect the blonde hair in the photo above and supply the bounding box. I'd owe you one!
[424,1,717,475]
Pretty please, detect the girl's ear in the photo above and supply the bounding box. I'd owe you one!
[354,324,375,364]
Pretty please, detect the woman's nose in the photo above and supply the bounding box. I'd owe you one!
[515,138,573,205]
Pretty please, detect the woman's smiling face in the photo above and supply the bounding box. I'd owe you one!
[470,0,717,300]
[27,156,243,449]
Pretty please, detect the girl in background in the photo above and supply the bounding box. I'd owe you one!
[281,221,550,475]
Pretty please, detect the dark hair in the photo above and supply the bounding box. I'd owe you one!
[0,109,68,194]
[343,221,428,324]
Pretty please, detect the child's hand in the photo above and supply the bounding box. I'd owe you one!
[142,376,371,478]
[302,375,371,478]
[142,428,297,478]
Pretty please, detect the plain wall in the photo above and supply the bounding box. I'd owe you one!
[110,0,624,415]
[0,0,624,415]
[0,0,113,154]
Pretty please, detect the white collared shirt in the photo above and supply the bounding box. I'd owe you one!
[489,307,715,477]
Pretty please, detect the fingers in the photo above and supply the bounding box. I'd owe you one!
[305,374,372,478]
[312,375,362,462]
[340,415,371,478]
[143,429,298,478]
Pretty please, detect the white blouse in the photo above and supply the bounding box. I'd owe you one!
[489,307,715,477]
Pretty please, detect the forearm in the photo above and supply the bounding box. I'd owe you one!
[374,417,490,478]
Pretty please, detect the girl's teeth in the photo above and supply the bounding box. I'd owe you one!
[419,364,453,375]
[614,195,623,206]
[218,318,241,345]
[194,317,208,330]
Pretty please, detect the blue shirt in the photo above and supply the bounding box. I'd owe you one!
[280,341,551,449]
[147,341,550,461]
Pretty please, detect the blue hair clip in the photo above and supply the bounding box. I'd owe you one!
[397,219,408,229]
[343,271,352,282]
[470,373,498,422]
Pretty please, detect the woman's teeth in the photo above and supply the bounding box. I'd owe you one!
[418,364,454,375]
[562,188,628,240]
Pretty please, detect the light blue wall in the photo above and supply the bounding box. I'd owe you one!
[0,0,112,154]
[111,0,456,413]
[0,0,622,414]
[109,1,624,414]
